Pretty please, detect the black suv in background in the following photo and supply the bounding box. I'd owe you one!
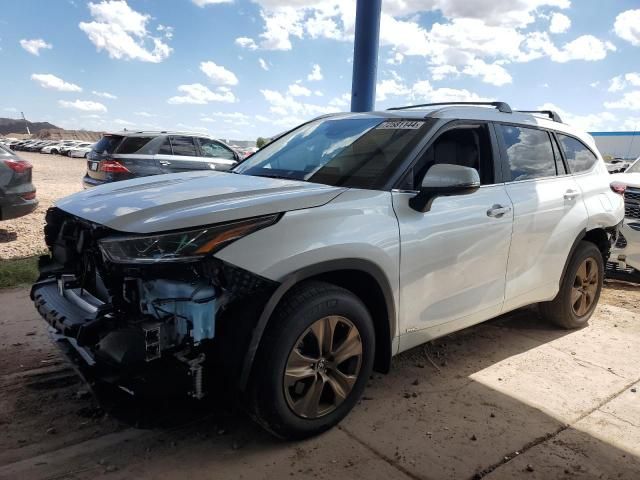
[84,131,240,188]
[0,145,38,220]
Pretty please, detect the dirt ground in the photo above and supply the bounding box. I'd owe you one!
[0,281,638,480]
[0,152,85,260]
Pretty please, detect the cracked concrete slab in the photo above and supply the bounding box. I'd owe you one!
[0,283,639,480]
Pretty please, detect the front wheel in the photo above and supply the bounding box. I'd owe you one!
[540,241,604,329]
[249,281,375,439]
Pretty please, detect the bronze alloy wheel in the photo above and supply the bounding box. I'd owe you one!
[571,257,599,316]
[284,315,363,419]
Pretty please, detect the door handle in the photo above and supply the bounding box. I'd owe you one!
[564,189,579,200]
[487,204,512,218]
[159,160,171,166]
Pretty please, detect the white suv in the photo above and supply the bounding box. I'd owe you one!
[31,102,624,439]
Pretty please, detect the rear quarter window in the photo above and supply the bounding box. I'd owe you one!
[557,134,598,173]
[116,136,155,155]
[93,135,123,154]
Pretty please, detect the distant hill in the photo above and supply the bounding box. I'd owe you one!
[0,117,59,136]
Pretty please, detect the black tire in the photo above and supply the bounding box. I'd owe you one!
[51,149,58,155]
[249,281,375,439]
[540,241,604,329]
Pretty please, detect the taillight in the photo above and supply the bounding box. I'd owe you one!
[99,160,130,173]
[4,159,32,173]
[610,182,626,196]
[20,191,36,200]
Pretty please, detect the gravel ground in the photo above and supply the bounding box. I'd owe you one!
[0,152,85,260]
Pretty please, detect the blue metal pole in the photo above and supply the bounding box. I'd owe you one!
[350,0,382,112]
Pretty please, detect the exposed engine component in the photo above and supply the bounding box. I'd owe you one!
[32,207,278,398]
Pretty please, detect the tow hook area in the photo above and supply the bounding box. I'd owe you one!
[176,351,206,400]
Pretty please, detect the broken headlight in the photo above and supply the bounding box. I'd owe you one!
[98,215,279,264]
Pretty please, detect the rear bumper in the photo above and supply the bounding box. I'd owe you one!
[82,175,108,188]
[0,197,38,220]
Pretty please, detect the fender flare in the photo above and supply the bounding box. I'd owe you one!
[559,229,587,288]
[238,258,397,390]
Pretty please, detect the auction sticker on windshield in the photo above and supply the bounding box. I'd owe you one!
[376,120,425,129]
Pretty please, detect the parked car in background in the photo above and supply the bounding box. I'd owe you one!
[59,141,85,156]
[0,144,37,220]
[83,131,239,188]
[41,142,67,154]
[605,158,632,174]
[609,156,640,281]
[32,102,623,439]
[68,142,94,158]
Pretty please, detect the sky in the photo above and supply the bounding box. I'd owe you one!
[0,0,639,140]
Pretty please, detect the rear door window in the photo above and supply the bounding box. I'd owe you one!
[170,136,198,156]
[93,135,123,154]
[557,134,598,173]
[498,125,556,181]
[197,138,236,160]
[116,136,155,154]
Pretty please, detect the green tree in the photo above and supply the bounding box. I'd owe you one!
[256,137,267,148]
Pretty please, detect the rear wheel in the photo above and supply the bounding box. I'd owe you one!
[540,241,604,329]
[249,281,374,439]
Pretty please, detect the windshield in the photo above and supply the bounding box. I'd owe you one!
[233,116,429,189]
[627,157,640,174]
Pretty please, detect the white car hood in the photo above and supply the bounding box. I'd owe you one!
[56,171,346,233]
[610,172,640,188]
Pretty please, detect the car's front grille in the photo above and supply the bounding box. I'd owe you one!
[625,188,640,201]
[625,188,640,219]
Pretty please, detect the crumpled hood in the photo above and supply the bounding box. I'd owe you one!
[56,171,346,233]
[610,172,640,189]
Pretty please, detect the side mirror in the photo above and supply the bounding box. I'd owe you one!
[409,163,480,213]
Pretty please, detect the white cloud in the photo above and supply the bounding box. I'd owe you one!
[307,64,323,81]
[200,112,251,126]
[114,118,135,126]
[4,107,18,113]
[462,59,512,86]
[79,0,173,63]
[192,0,233,6]
[20,38,52,56]
[537,103,617,131]
[235,37,258,50]
[605,91,640,111]
[261,88,337,118]
[92,90,117,99]
[31,73,82,92]
[549,35,616,62]
[549,12,571,34]
[168,83,236,104]
[614,9,640,47]
[200,61,239,86]
[244,1,612,89]
[59,99,107,113]
[258,58,269,71]
[288,84,312,96]
[608,73,640,93]
[134,111,156,117]
[329,92,351,108]
[375,76,490,104]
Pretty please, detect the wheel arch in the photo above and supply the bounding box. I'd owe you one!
[560,227,611,288]
[238,259,396,390]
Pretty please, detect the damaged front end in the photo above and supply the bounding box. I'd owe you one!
[31,207,279,399]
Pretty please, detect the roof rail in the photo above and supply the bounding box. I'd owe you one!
[515,110,563,123]
[387,101,513,114]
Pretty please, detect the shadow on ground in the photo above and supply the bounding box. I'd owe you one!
[1,285,639,479]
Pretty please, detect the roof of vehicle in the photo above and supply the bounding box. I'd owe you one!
[103,130,217,138]
[313,103,598,155]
